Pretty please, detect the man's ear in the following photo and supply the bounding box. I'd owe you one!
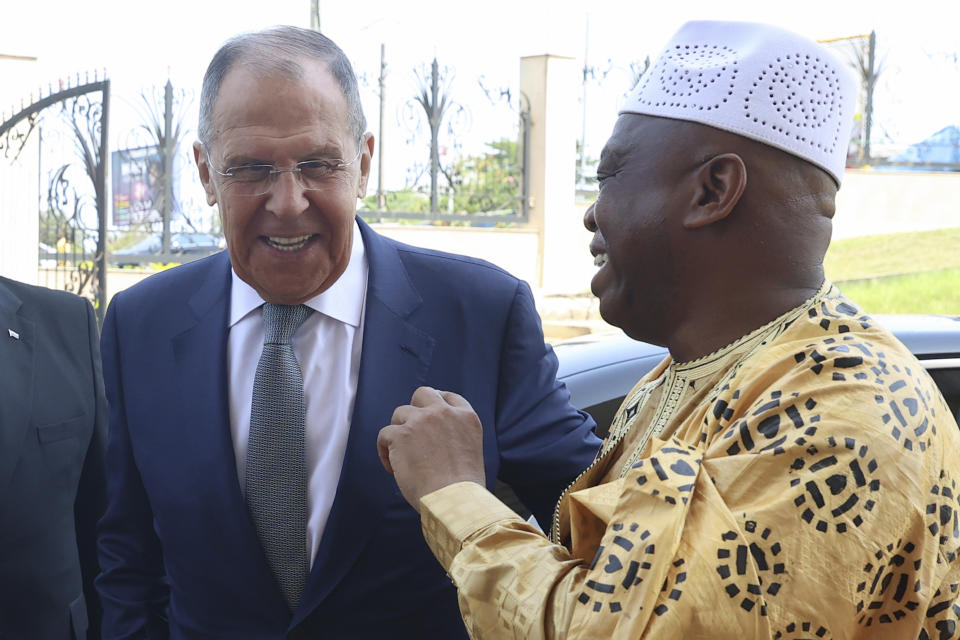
[356,132,375,199]
[193,141,219,207]
[684,153,746,229]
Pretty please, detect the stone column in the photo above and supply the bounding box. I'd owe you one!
[0,55,40,284]
[520,54,593,294]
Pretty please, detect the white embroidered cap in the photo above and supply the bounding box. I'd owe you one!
[620,21,857,184]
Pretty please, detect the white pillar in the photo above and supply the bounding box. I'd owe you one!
[0,139,39,284]
[520,55,593,294]
[0,56,40,284]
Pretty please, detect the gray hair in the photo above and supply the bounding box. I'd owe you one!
[198,26,367,148]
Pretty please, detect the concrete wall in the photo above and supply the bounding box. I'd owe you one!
[834,169,960,239]
[371,224,540,285]
[100,165,960,308]
[566,171,960,244]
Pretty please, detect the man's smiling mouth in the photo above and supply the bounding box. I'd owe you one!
[264,235,313,251]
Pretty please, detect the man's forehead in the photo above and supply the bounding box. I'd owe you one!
[600,115,658,164]
[227,53,315,85]
[208,60,351,150]
[216,56,333,98]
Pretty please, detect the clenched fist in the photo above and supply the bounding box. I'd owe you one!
[377,387,486,512]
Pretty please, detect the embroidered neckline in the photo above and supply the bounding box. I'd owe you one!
[670,281,832,373]
[550,280,836,542]
[613,280,833,477]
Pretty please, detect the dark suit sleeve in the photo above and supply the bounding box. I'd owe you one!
[493,281,600,527]
[75,297,107,640]
[96,296,170,639]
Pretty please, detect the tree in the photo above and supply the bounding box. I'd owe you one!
[575,139,599,189]
[449,138,521,214]
[128,80,197,247]
[360,188,431,216]
[403,58,469,215]
[626,56,651,94]
[414,59,454,214]
[849,31,880,164]
[363,138,523,219]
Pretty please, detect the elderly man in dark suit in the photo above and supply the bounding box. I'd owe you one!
[95,26,599,639]
[0,276,107,639]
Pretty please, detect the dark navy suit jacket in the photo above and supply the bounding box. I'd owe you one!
[96,219,599,639]
[0,277,106,640]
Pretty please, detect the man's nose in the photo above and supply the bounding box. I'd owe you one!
[264,171,309,217]
[583,202,598,232]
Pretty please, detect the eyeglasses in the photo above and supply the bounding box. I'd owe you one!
[206,145,363,196]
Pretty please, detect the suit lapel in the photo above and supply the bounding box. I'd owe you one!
[167,254,285,599]
[293,220,436,624]
[170,253,238,506]
[0,281,35,495]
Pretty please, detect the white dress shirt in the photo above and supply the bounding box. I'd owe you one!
[227,221,368,567]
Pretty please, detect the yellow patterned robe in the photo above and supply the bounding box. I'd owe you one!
[421,284,960,639]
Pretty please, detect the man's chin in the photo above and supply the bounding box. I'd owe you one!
[250,275,332,306]
[595,294,622,330]
[240,259,344,305]
[258,286,325,305]
[596,295,653,344]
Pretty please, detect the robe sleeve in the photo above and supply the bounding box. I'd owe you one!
[420,438,727,639]
[421,337,960,639]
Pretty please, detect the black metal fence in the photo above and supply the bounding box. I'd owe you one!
[2,73,110,323]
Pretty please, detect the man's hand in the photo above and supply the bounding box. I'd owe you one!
[377,386,486,512]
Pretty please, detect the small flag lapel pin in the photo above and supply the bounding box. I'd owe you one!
[8,329,19,340]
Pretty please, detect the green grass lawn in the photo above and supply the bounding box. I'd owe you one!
[835,268,960,315]
[826,227,960,315]
[825,227,960,281]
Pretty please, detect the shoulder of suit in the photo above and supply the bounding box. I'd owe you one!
[0,275,87,313]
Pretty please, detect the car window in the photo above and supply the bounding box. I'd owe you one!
[559,335,960,437]
[927,364,960,421]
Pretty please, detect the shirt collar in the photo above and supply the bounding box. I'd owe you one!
[229,219,368,328]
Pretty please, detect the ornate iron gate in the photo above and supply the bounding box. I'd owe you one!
[0,73,110,323]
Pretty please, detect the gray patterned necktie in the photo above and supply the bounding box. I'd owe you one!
[246,302,312,610]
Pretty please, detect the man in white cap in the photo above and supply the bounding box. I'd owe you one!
[377,20,960,638]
